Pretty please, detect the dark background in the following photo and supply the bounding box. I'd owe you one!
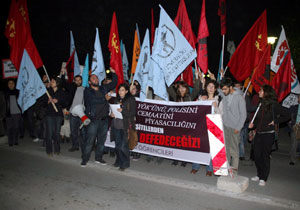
[1,0,299,88]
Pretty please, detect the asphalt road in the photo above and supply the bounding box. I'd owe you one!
[0,146,297,210]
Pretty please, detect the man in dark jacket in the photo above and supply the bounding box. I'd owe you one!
[81,69,117,167]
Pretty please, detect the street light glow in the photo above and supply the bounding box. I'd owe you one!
[267,36,277,45]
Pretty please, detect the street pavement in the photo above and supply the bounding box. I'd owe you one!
[0,127,299,209]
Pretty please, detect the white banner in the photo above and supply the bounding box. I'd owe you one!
[2,59,18,79]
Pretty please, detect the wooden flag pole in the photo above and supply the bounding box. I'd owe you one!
[46,90,58,112]
[221,35,225,71]
[250,103,261,124]
[43,65,58,112]
[243,80,252,98]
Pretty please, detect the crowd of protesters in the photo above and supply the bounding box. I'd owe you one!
[1,67,300,187]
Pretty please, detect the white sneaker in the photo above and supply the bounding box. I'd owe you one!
[258,180,266,186]
[251,176,259,181]
[33,138,40,142]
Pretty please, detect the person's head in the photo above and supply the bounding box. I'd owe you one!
[177,81,190,98]
[259,85,277,100]
[259,84,277,110]
[89,74,99,87]
[234,81,243,90]
[50,76,61,89]
[74,75,82,87]
[130,81,141,96]
[203,80,218,97]
[7,79,15,90]
[220,78,233,96]
[118,83,130,99]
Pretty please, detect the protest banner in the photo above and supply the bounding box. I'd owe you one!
[2,59,18,79]
[105,98,213,165]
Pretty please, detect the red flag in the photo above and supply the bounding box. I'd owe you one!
[4,0,43,70]
[65,50,75,83]
[227,10,267,82]
[151,8,155,49]
[218,0,226,35]
[271,52,291,102]
[251,44,271,93]
[174,0,196,87]
[196,0,209,74]
[19,0,43,69]
[108,12,124,89]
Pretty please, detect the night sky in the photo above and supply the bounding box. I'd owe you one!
[1,0,299,85]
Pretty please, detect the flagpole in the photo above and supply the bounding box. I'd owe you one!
[221,35,225,70]
[243,80,252,98]
[250,103,261,124]
[43,65,51,82]
[221,66,228,80]
[42,65,58,112]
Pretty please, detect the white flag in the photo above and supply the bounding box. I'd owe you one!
[91,28,106,83]
[271,26,300,94]
[152,5,196,87]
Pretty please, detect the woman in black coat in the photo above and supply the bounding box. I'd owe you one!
[249,85,290,186]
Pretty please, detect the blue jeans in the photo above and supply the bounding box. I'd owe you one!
[70,115,82,149]
[82,118,108,163]
[239,122,249,158]
[113,128,130,168]
[192,159,213,172]
[45,116,63,154]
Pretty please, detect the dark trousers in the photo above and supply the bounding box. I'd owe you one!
[253,133,275,181]
[113,128,130,168]
[45,116,63,154]
[6,114,21,145]
[82,118,108,163]
[37,118,46,140]
[70,115,81,149]
[19,108,35,137]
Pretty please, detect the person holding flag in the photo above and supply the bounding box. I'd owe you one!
[249,85,290,186]
[44,76,68,156]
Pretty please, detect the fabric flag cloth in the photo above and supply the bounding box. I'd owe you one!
[108,12,124,89]
[227,10,267,82]
[16,49,46,113]
[218,0,226,35]
[5,0,43,71]
[271,52,291,102]
[149,28,168,101]
[251,44,271,93]
[130,26,141,74]
[133,29,151,101]
[271,26,300,94]
[65,50,75,83]
[91,28,106,83]
[174,0,196,87]
[196,0,209,74]
[151,8,155,49]
[152,5,196,87]
[82,53,89,88]
[70,31,81,77]
[120,40,129,81]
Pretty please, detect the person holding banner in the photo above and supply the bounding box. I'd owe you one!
[167,70,202,167]
[110,83,136,171]
[44,76,68,156]
[249,85,290,186]
[81,69,117,167]
[191,79,220,176]
[4,79,21,146]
